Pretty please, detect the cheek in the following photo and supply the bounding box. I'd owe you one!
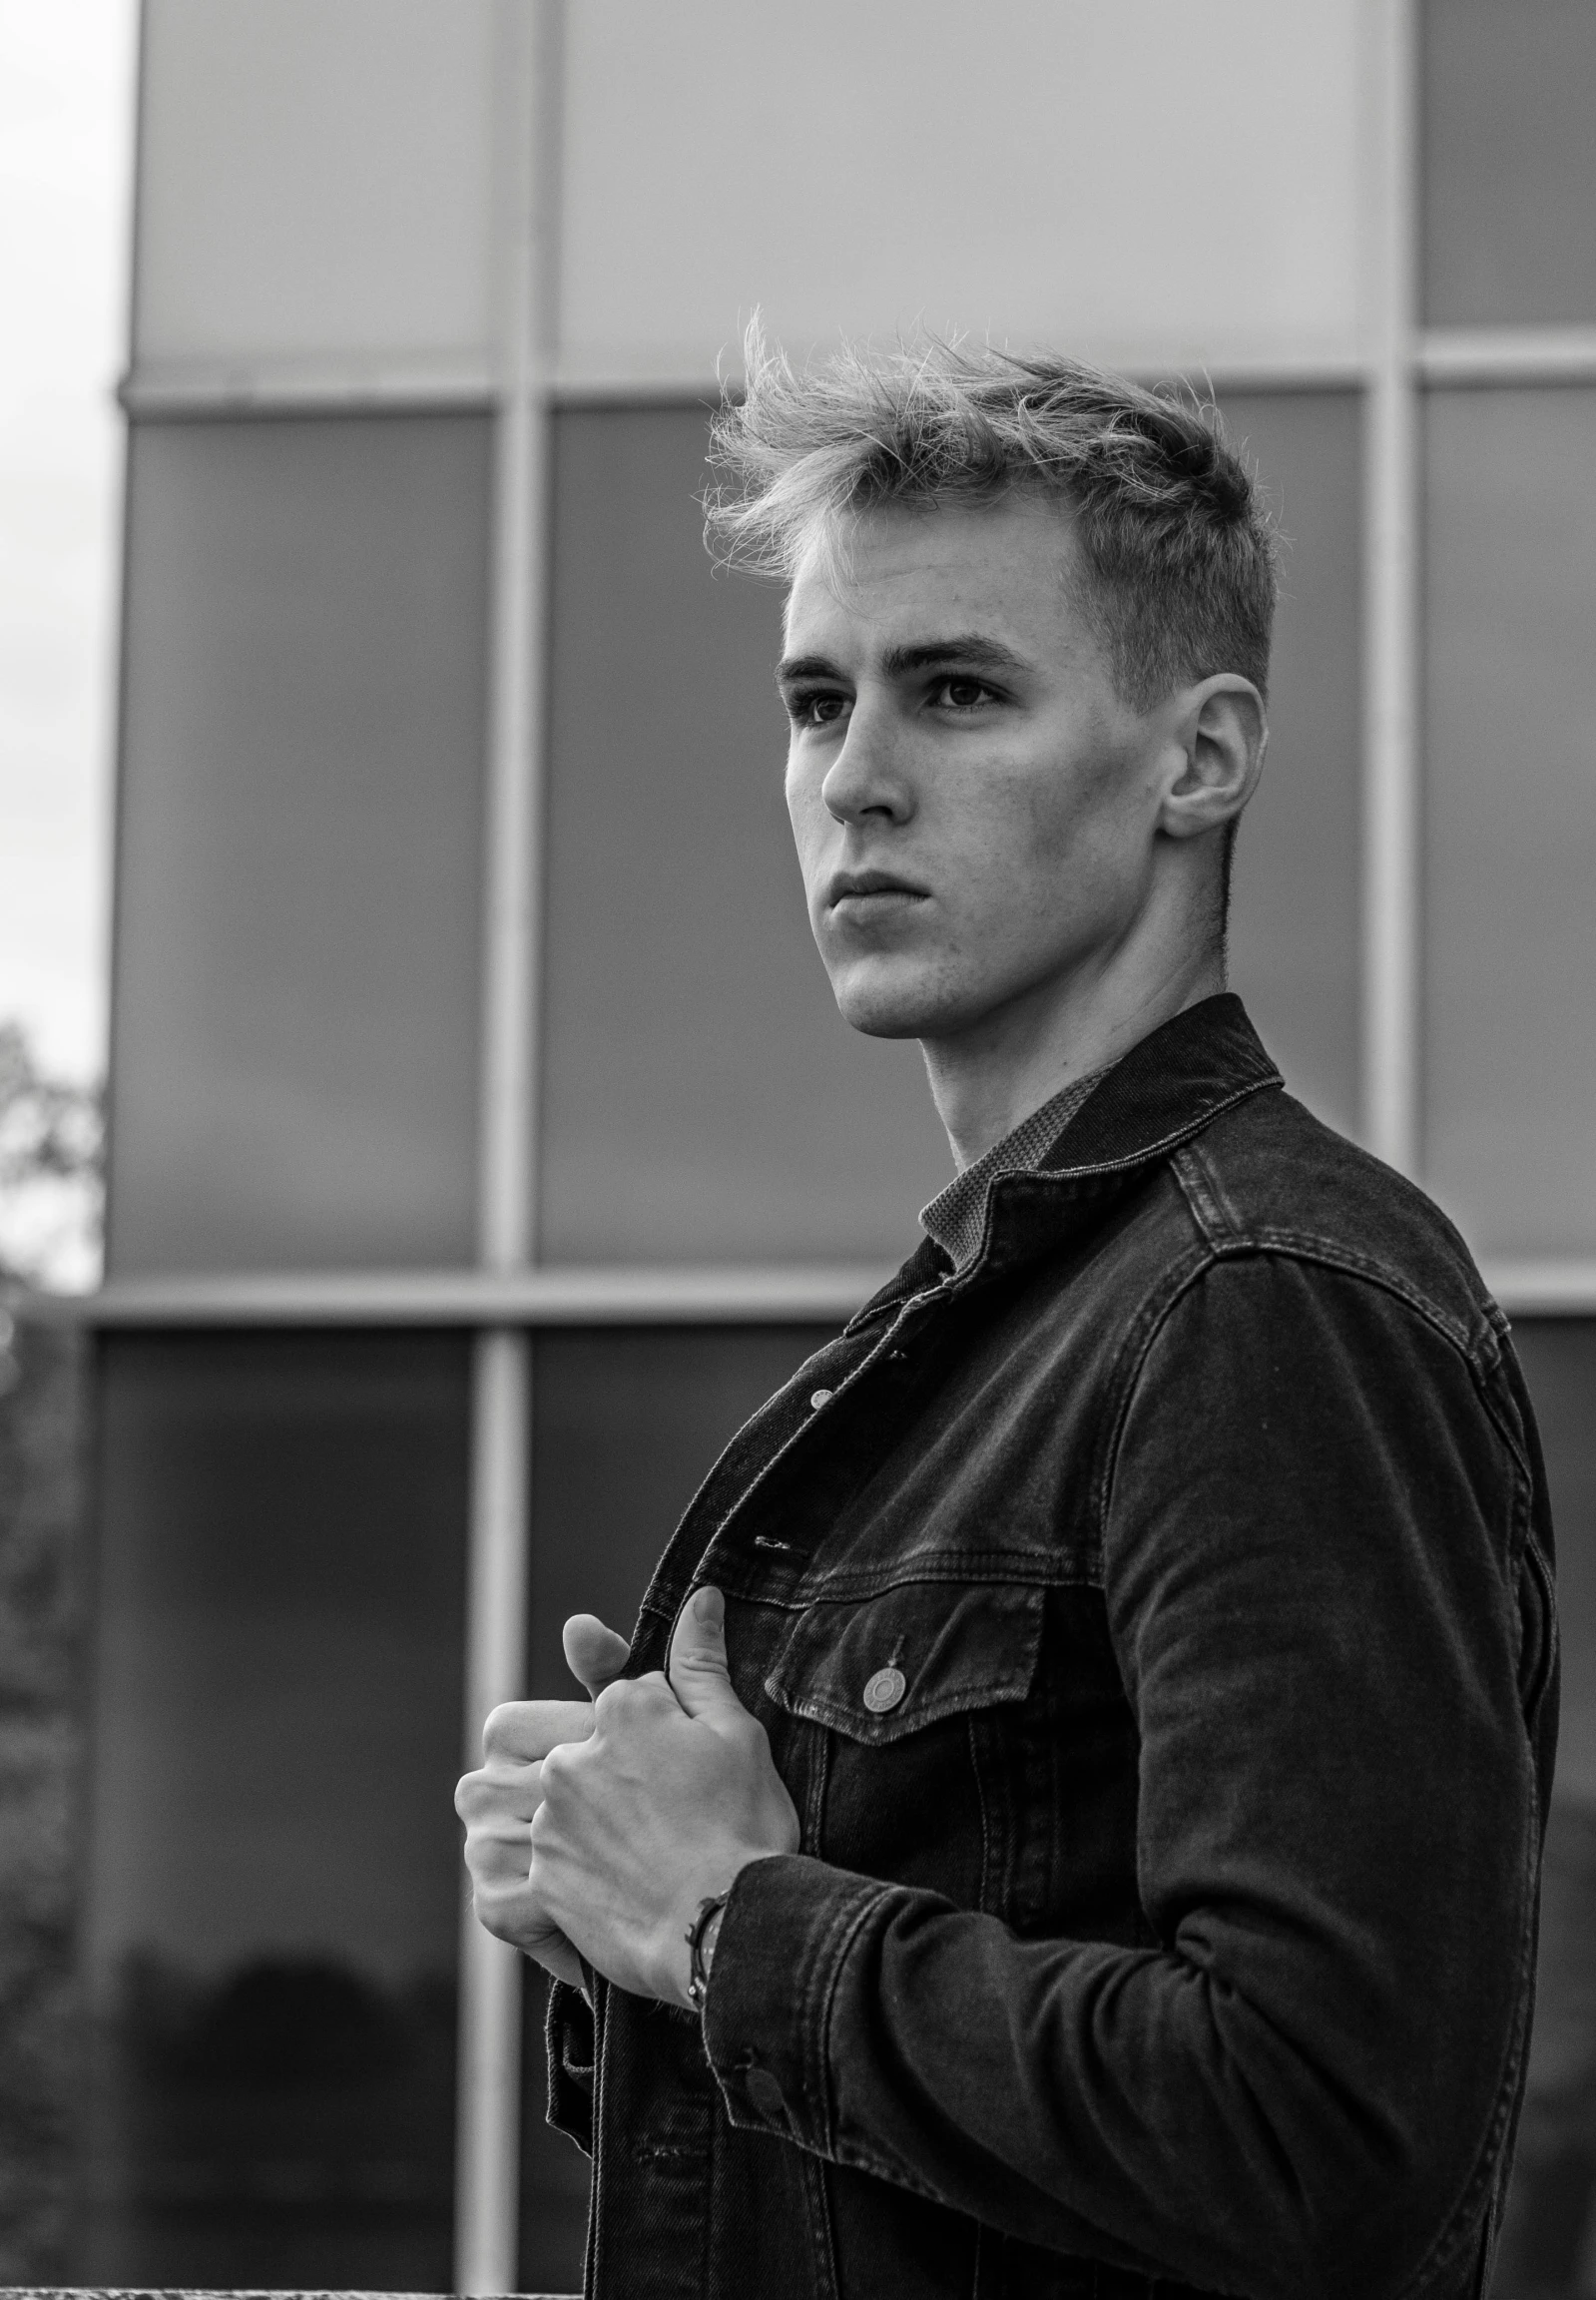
[783,752,805,835]
[942,755,1145,950]
[1018,744,1146,876]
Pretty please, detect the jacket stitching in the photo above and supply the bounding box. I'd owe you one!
[774,1676,1036,1738]
[1094,1234,1528,1556]
[1168,1139,1237,1245]
[844,1072,1282,1332]
[1390,1790,1541,2300]
[968,1713,995,1914]
[1091,1239,1543,2298]
[641,1550,1101,1625]
[640,1305,927,1629]
[1030,1069,1281,1183]
[1195,1230,1533,1485]
[804,1879,892,2160]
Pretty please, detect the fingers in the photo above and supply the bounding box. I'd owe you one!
[563,1613,632,1699]
[455,1764,539,1887]
[459,1794,587,1989]
[666,1585,742,1721]
[457,1756,547,1827]
[483,1697,595,1762]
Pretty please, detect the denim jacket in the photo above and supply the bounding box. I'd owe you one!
[545,995,1559,2300]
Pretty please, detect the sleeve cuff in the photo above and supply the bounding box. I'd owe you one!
[701,1852,887,2153]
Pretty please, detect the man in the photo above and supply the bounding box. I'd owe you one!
[456,336,1558,2300]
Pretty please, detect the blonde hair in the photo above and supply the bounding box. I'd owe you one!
[706,324,1279,711]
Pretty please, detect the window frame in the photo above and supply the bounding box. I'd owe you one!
[73,0,1596,2284]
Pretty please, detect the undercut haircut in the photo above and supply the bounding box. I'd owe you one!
[705,326,1280,716]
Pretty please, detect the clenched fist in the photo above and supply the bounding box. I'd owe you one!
[533,1585,800,2005]
[455,1613,632,1987]
[457,1588,799,2007]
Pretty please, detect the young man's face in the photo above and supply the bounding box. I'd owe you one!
[780,496,1183,1047]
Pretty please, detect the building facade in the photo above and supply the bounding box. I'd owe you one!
[81,2,1596,2291]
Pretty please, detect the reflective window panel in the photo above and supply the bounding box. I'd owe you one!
[536,404,951,1266]
[518,1324,837,2289]
[135,0,501,367]
[1492,1321,1596,2290]
[560,0,1361,373]
[1422,387,1596,1257]
[79,1332,471,2289]
[110,416,490,1274]
[1218,389,1361,1138]
[1422,0,1596,328]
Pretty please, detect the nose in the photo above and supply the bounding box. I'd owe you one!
[818,699,914,828]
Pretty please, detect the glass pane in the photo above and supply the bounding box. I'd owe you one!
[1218,389,1361,1138]
[1422,0,1596,328]
[518,1323,837,2289]
[1423,387,1596,1256]
[1492,1320,1596,2290]
[79,1332,471,2289]
[110,415,491,1274]
[536,404,950,1266]
[561,0,1360,373]
[135,0,500,365]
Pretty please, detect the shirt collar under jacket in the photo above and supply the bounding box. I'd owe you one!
[851,991,1285,1331]
[918,1066,1112,1274]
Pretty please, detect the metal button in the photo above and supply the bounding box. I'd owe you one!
[746,2066,786,2120]
[862,1665,906,1714]
[809,1388,833,1409]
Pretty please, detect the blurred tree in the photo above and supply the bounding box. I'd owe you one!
[0,1020,103,1301]
[0,1020,97,2277]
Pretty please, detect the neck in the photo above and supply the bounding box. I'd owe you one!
[922,941,1226,1172]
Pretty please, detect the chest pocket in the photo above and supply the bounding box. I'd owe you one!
[763,1578,1044,1745]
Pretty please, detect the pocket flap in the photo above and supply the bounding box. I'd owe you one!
[764,1579,1044,1745]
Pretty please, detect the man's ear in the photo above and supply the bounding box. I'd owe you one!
[1159,675,1267,841]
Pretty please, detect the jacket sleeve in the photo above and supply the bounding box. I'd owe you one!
[700,1254,1548,2300]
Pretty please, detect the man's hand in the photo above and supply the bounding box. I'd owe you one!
[531,1586,800,2007]
[455,1613,632,1987]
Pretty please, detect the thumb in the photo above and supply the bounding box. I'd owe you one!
[563,1613,632,1699]
[667,1585,741,1719]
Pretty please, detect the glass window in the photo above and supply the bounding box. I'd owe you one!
[536,404,950,1266]
[1492,1320,1596,2289]
[134,0,501,366]
[79,1331,471,2289]
[518,1323,838,2289]
[110,415,491,1274]
[1218,389,1362,1138]
[1421,0,1596,328]
[560,0,1361,372]
[1422,386,1596,1257]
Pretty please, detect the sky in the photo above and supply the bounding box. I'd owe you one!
[0,0,136,1088]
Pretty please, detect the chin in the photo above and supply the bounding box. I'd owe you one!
[827,961,953,1041]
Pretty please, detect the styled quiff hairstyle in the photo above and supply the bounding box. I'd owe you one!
[706,326,1279,713]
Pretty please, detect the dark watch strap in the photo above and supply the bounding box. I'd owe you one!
[685,1891,730,2010]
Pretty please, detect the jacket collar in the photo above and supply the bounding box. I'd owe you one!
[848,993,1282,1331]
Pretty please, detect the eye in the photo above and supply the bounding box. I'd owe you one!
[786,688,851,730]
[933,675,999,711]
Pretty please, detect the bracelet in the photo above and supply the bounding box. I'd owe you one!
[684,1891,730,2011]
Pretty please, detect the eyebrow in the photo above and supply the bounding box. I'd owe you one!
[775,633,1033,687]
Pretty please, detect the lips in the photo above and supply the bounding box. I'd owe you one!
[824,868,929,911]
